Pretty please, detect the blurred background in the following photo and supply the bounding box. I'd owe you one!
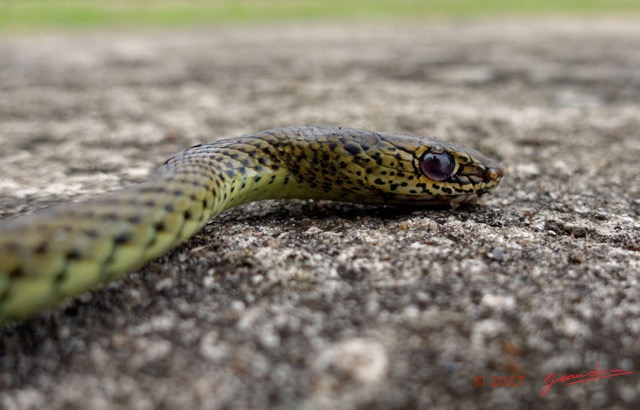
[2,2,640,410]
[1,0,639,32]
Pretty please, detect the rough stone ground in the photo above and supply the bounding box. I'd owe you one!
[0,19,639,410]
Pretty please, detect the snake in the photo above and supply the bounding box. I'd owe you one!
[0,126,504,324]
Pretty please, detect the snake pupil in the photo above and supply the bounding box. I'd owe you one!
[419,150,455,182]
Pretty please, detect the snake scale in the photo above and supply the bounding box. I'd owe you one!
[0,126,503,324]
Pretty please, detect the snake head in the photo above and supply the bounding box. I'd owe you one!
[367,132,505,206]
[415,142,504,206]
[266,127,503,208]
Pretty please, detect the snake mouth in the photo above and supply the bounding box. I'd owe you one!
[440,163,503,202]
[453,163,503,187]
[458,159,504,183]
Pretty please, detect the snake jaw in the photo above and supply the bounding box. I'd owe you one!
[448,148,504,195]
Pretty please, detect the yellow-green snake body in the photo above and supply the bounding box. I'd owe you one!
[0,126,503,323]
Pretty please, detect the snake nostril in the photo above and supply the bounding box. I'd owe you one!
[485,166,504,181]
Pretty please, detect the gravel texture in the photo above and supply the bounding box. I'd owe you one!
[0,19,639,409]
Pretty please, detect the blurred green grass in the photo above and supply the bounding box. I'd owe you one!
[2,0,639,32]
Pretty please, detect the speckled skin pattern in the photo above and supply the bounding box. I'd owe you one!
[0,126,503,323]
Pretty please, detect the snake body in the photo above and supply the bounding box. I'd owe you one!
[0,126,503,323]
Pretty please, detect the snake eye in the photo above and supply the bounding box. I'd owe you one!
[419,150,455,181]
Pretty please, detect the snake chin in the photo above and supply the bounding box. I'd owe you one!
[449,193,480,208]
[379,192,485,208]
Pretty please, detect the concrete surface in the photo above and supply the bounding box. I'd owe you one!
[0,19,639,409]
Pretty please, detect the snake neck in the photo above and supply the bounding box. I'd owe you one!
[158,136,307,217]
[159,129,372,218]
